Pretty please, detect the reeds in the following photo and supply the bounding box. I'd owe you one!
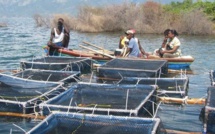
[33,1,215,35]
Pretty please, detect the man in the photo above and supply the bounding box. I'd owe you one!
[47,18,70,56]
[126,30,148,58]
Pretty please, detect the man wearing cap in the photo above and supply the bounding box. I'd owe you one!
[125,30,148,58]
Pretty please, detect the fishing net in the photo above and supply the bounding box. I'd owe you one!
[204,86,215,133]
[157,103,202,132]
[40,82,157,117]
[97,58,168,79]
[0,84,68,113]
[28,112,161,134]
[117,77,189,98]
[20,56,93,74]
[0,69,80,88]
[0,116,40,134]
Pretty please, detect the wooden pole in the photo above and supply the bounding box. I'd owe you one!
[0,70,20,73]
[168,69,194,75]
[79,45,115,59]
[164,129,202,134]
[82,41,112,53]
[159,97,205,105]
[0,112,45,120]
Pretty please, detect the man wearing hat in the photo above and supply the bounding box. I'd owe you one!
[125,30,148,58]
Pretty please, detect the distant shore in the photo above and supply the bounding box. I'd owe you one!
[33,1,215,35]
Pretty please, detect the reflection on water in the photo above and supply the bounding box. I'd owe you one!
[0,17,215,133]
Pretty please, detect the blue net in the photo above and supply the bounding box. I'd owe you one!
[0,69,80,88]
[20,57,93,74]
[97,58,168,79]
[0,84,67,114]
[205,86,215,133]
[40,83,157,116]
[28,112,161,134]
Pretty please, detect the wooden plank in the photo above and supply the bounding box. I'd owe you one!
[0,112,45,120]
[159,97,205,105]
[164,129,202,134]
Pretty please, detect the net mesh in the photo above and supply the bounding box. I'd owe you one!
[20,57,93,73]
[118,77,189,98]
[13,69,80,82]
[0,84,67,113]
[28,112,161,134]
[205,86,215,133]
[41,83,157,116]
[0,69,80,88]
[97,58,168,79]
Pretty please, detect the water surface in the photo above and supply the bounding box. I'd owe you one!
[0,17,215,133]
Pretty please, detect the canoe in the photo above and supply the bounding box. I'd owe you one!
[58,49,194,69]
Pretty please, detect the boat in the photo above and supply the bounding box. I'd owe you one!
[148,55,194,69]
[58,49,194,69]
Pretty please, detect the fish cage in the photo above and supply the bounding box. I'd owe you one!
[115,76,189,98]
[40,82,157,117]
[0,84,68,114]
[0,69,80,88]
[20,57,93,74]
[27,112,161,134]
[210,70,215,86]
[0,116,41,134]
[203,86,215,133]
[97,58,168,79]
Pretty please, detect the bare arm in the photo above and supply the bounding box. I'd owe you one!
[138,40,149,56]
[161,36,168,48]
[119,36,124,49]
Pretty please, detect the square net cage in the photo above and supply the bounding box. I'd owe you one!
[0,84,67,114]
[203,86,215,133]
[117,76,189,98]
[209,70,215,86]
[0,69,80,88]
[27,112,161,134]
[0,116,41,134]
[97,58,168,79]
[20,57,93,74]
[40,82,157,117]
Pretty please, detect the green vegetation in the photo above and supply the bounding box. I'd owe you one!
[34,0,215,35]
[164,0,215,21]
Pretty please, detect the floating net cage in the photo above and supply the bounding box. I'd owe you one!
[27,112,161,134]
[0,84,68,114]
[209,70,215,86]
[203,86,215,133]
[0,116,41,134]
[117,76,189,98]
[157,103,202,132]
[0,69,80,88]
[97,58,168,79]
[20,56,93,74]
[40,82,157,117]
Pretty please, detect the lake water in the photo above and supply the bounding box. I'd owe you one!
[0,17,215,133]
